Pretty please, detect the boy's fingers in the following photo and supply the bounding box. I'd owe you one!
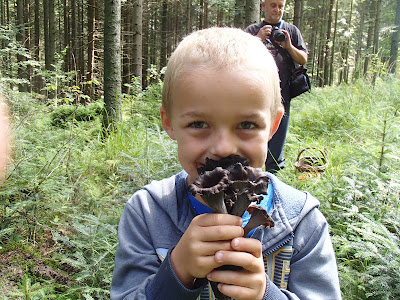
[231,237,262,258]
[199,225,244,242]
[213,249,263,273]
[194,213,243,227]
[191,214,244,242]
[207,268,266,299]
[189,240,234,256]
[217,283,254,300]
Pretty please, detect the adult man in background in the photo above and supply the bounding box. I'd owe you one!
[245,0,308,173]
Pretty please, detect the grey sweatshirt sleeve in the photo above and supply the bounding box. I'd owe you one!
[260,207,341,300]
[284,208,341,300]
[110,201,207,300]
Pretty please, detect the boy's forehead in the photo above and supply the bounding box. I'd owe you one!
[175,67,275,93]
[171,69,275,109]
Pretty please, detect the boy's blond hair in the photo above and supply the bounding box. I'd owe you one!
[162,27,282,119]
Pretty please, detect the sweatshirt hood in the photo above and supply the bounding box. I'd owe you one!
[141,171,320,251]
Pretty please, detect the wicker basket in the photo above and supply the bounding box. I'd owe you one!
[295,147,328,173]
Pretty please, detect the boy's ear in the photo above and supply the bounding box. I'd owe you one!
[160,105,176,140]
[269,107,284,140]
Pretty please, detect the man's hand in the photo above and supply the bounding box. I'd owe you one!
[274,29,292,49]
[206,237,267,300]
[256,25,273,41]
[257,27,308,66]
[279,29,308,65]
[170,214,244,288]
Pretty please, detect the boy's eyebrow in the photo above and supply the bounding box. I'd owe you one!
[179,111,204,118]
[180,111,266,119]
[239,112,266,119]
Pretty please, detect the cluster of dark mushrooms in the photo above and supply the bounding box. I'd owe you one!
[188,155,274,300]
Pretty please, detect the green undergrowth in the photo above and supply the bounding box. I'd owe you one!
[281,77,400,299]
[1,77,399,299]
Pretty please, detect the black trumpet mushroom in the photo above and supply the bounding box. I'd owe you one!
[243,205,275,237]
[188,155,275,300]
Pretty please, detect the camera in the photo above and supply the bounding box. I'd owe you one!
[271,26,286,43]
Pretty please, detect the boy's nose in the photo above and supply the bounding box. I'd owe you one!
[210,130,238,159]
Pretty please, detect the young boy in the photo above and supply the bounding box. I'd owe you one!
[111,27,341,300]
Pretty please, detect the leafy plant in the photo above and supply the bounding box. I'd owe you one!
[50,102,104,128]
[8,274,54,300]
[55,214,118,299]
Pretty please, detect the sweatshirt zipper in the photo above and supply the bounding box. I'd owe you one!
[263,232,295,256]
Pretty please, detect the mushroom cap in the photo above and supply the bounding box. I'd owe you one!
[188,167,229,198]
[189,155,271,217]
[243,205,275,237]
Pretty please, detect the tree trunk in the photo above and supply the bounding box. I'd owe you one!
[5,0,9,24]
[323,0,335,86]
[329,0,339,86]
[48,0,56,69]
[85,0,96,99]
[217,5,224,26]
[160,0,168,68]
[293,0,302,29]
[353,0,366,80]
[43,0,50,70]
[0,0,4,25]
[343,0,353,83]
[103,0,122,131]
[364,0,376,75]
[372,0,381,55]
[70,0,77,74]
[142,1,149,88]
[132,0,143,87]
[203,0,209,28]
[149,7,157,69]
[25,0,32,92]
[186,0,192,34]
[198,0,204,29]
[78,0,85,89]
[389,0,400,73]
[234,0,246,28]
[64,0,71,73]
[33,0,42,93]
[16,0,27,92]
[317,3,327,87]
[245,0,259,26]
[121,2,131,94]
[309,8,317,79]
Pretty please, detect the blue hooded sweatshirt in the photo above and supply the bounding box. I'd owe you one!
[111,171,341,300]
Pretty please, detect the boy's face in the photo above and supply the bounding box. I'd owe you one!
[161,69,283,185]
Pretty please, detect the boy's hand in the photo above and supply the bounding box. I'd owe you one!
[170,213,244,288]
[206,237,266,300]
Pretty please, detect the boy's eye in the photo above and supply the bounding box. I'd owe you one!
[239,121,256,130]
[190,121,208,129]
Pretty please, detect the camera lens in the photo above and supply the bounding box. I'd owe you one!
[272,29,286,42]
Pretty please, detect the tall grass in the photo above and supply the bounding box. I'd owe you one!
[281,77,400,299]
[0,77,399,299]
